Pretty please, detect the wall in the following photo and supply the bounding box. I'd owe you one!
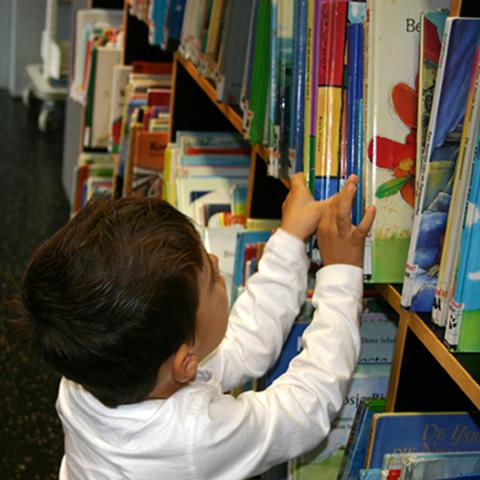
[0,0,12,88]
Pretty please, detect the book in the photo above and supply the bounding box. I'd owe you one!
[401,17,480,311]
[71,9,123,102]
[432,49,480,326]
[363,0,450,283]
[365,412,480,469]
[383,451,480,480]
[231,230,272,304]
[346,2,367,225]
[245,0,271,145]
[84,46,122,149]
[415,10,449,206]
[313,0,348,201]
[216,0,254,106]
[290,364,391,480]
[288,0,307,175]
[337,398,386,480]
[444,95,480,351]
[109,65,133,153]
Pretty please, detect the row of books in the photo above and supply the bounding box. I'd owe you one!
[129,0,187,51]
[399,15,480,353]
[133,0,435,288]
[337,406,480,480]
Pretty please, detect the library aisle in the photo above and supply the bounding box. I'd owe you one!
[0,90,69,479]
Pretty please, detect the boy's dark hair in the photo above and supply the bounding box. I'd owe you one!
[13,197,204,408]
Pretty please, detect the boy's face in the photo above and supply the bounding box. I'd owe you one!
[194,252,229,360]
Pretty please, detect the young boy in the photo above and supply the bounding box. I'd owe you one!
[15,173,375,479]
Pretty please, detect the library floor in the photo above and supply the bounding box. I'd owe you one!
[0,90,69,479]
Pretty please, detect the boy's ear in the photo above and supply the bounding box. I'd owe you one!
[172,343,198,384]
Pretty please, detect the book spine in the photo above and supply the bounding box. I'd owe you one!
[433,49,480,326]
[401,19,453,308]
[314,0,347,201]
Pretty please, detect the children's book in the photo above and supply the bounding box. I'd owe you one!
[267,0,294,179]
[401,17,480,311]
[216,0,254,106]
[346,2,366,224]
[289,0,307,175]
[313,0,347,201]
[433,50,480,326]
[444,102,480,352]
[231,230,272,305]
[363,0,450,283]
[415,10,448,205]
[365,412,480,469]
[245,0,271,145]
[109,65,132,153]
[337,398,386,480]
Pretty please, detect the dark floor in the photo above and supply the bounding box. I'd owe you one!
[0,90,70,479]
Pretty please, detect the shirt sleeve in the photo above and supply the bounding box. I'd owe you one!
[191,264,363,480]
[201,228,309,392]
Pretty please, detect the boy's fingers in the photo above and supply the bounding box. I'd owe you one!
[337,182,356,235]
[289,173,306,190]
[354,206,376,238]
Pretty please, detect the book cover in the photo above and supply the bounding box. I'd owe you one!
[267,0,294,178]
[433,50,480,326]
[364,0,450,283]
[415,10,448,206]
[401,17,480,311]
[231,230,272,304]
[346,3,366,225]
[109,65,132,154]
[216,0,254,106]
[313,0,347,201]
[89,46,122,149]
[289,0,307,174]
[445,102,480,351]
[338,398,386,480]
[246,0,271,145]
[365,412,480,469]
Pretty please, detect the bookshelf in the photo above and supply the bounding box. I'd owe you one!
[168,51,480,413]
[63,0,480,448]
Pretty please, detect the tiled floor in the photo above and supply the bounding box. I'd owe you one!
[0,90,70,479]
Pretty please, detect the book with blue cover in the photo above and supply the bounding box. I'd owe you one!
[365,412,480,469]
[444,96,480,352]
[346,2,366,225]
[337,398,386,480]
[433,49,480,327]
[401,17,480,311]
[231,230,273,305]
[289,0,307,174]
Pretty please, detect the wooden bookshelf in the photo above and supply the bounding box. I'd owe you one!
[174,54,290,190]
[381,284,480,411]
[176,54,244,135]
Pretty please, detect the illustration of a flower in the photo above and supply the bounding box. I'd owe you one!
[367,83,417,208]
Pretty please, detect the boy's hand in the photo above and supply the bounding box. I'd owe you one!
[316,175,376,268]
[281,173,325,242]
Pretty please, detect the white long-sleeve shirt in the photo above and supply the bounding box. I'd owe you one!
[56,229,363,480]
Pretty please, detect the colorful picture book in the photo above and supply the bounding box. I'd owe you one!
[363,0,450,283]
[401,17,480,311]
[365,412,480,469]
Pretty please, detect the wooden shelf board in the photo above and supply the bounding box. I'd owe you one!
[407,312,480,409]
[176,54,244,135]
[374,284,402,316]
